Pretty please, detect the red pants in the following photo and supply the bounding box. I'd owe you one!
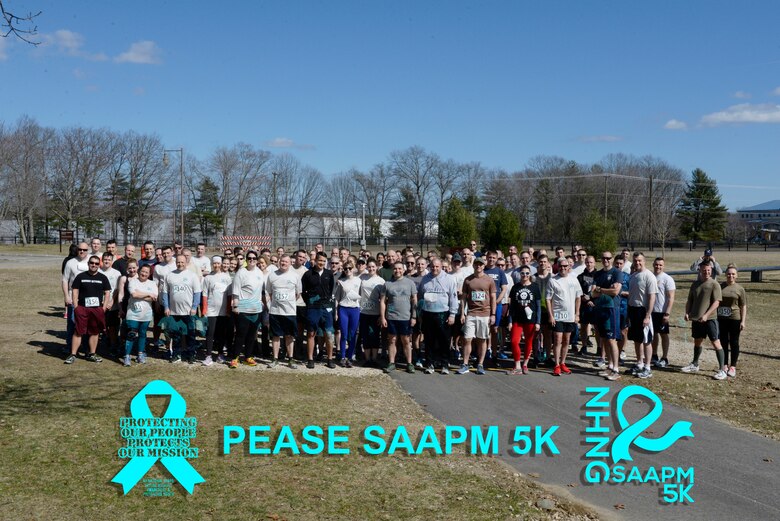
[510,323,536,362]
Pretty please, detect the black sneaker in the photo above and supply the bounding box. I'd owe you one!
[306,360,315,369]
[383,363,396,373]
[345,359,353,368]
[339,358,347,368]
[326,359,336,369]
[64,354,76,364]
[85,353,103,363]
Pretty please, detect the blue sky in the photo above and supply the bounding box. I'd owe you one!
[2,0,780,210]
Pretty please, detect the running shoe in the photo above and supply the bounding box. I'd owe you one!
[415,361,424,369]
[64,355,76,365]
[638,367,652,379]
[267,359,279,368]
[619,351,626,361]
[339,358,347,368]
[244,357,257,367]
[606,370,621,381]
[287,359,297,369]
[579,346,589,356]
[651,354,659,364]
[508,368,523,375]
[593,358,607,369]
[345,359,353,368]
[123,355,131,367]
[476,364,485,375]
[497,352,509,360]
[727,366,736,378]
[522,364,529,375]
[630,364,642,376]
[597,369,610,377]
[216,355,227,364]
[553,365,561,376]
[383,363,396,373]
[406,363,415,373]
[680,363,700,373]
[137,353,147,364]
[440,365,449,375]
[171,355,182,364]
[306,360,315,369]
[201,356,213,367]
[560,363,571,374]
[424,364,435,375]
[713,370,728,380]
[326,358,336,369]
[85,353,103,363]
[455,364,470,375]
[229,358,239,369]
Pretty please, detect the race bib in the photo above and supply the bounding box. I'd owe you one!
[132,302,143,313]
[85,297,100,308]
[273,291,290,301]
[717,306,732,317]
[363,300,377,311]
[554,311,569,321]
[471,291,486,302]
[424,293,439,303]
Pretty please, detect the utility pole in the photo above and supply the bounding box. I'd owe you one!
[603,174,609,226]
[361,202,366,248]
[272,171,278,244]
[649,176,654,250]
[163,148,184,245]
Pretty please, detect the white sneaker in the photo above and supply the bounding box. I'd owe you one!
[201,356,213,366]
[713,370,728,380]
[680,363,700,373]
[619,351,626,361]
[727,366,736,377]
[593,358,607,368]
[440,366,449,375]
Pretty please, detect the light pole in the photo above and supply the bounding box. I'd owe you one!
[163,148,184,245]
[272,171,278,243]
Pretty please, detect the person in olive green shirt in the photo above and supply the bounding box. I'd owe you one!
[683,261,728,380]
[718,264,747,377]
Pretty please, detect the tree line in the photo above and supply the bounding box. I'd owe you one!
[0,115,727,249]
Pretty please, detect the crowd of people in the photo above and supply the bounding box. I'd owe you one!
[60,238,748,381]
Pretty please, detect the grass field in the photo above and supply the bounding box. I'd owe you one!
[0,259,596,521]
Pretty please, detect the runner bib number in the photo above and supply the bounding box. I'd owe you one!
[273,291,291,301]
[553,310,569,321]
[471,291,486,302]
[85,297,100,308]
[717,306,732,318]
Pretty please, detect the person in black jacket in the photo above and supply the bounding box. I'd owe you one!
[301,252,336,369]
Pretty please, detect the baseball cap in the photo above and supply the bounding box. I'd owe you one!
[473,257,486,265]
[451,253,462,262]
[704,249,713,256]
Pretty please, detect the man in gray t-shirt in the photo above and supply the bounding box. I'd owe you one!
[379,262,418,373]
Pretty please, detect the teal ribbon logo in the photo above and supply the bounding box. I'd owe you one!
[611,385,694,463]
[112,380,205,494]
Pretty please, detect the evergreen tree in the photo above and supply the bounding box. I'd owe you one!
[389,186,424,238]
[676,168,727,244]
[575,209,618,255]
[438,198,477,248]
[187,178,223,238]
[481,205,524,252]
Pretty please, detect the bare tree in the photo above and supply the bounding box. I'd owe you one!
[389,146,439,248]
[270,154,325,241]
[326,171,356,237]
[1,0,41,44]
[354,163,395,237]
[0,116,51,245]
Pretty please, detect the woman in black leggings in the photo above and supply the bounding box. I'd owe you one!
[718,265,747,378]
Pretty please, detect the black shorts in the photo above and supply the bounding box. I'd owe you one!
[692,320,719,341]
[269,314,297,338]
[651,312,670,335]
[540,309,550,326]
[450,313,464,337]
[553,321,576,334]
[627,306,653,344]
[105,309,120,328]
[580,305,595,325]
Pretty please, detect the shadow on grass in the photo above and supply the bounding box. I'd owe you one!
[38,306,65,318]
[741,350,780,361]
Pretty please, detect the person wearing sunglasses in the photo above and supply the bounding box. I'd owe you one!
[228,251,264,368]
[507,268,541,375]
[547,260,582,376]
[65,255,111,364]
[591,252,624,381]
[62,242,91,350]
[334,262,361,368]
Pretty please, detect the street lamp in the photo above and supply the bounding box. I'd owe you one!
[163,148,184,245]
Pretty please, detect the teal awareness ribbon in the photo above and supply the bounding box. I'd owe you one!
[611,385,694,464]
[111,380,205,494]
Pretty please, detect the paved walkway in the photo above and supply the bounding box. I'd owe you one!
[392,363,779,520]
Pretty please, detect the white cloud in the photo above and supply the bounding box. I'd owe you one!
[579,135,622,143]
[664,119,688,130]
[733,91,751,99]
[264,137,316,150]
[115,40,162,64]
[701,103,780,125]
[772,86,780,96]
[40,29,107,61]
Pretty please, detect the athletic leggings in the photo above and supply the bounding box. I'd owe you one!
[718,318,742,366]
[206,316,233,357]
[338,306,361,359]
[124,319,150,356]
[510,323,537,363]
[231,313,260,360]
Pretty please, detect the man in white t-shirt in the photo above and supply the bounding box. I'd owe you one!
[651,257,675,369]
[162,254,202,363]
[546,259,582,376]
[627,254,658,379]
[62,242,90,349]
[266,254,301,368]
[192,242,212,276]
[151,246,177,348]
